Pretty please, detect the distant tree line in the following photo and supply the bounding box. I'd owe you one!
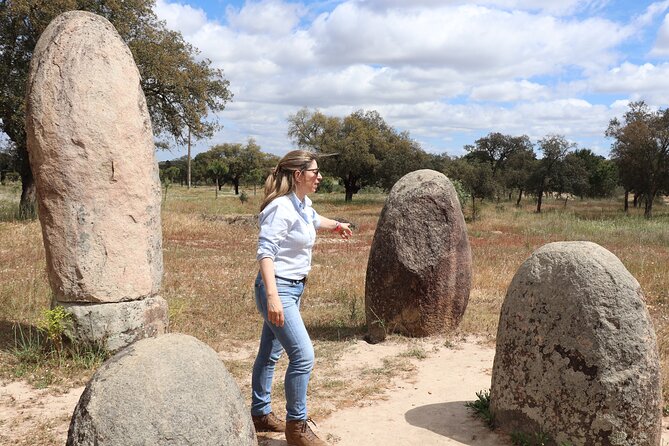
[154,101,668,219]
[159,139,279,198]
[285,108,623,212]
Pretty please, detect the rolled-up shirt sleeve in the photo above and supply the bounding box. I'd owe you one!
[312,208,321,229]
[256,202,292,261]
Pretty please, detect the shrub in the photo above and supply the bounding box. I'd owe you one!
[464,389,494,427]
[450,178,470,209]
[38,306,73,353]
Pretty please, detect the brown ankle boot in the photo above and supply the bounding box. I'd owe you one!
[285,418,328,446]
[252,412,286,432]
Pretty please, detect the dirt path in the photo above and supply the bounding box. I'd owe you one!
[0,381,83,445]
[317,338,506,446]
[2,337,669,445]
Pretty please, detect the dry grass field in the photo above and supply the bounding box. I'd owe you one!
[1,181,668,443]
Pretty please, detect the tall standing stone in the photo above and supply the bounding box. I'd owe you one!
[25,11,167,351]
[365,169,472,342]
[491,241,661,445]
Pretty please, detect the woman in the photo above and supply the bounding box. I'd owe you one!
[251,150,352,446]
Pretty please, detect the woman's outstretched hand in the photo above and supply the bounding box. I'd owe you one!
[335,222,353,240]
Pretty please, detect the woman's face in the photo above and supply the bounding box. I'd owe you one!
[295,160,322,196]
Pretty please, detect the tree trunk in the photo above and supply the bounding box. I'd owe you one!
[215,178,218,199]
[343,174,359,202]
[644,191,655,219]
[471,195,477,221]
[344,186,353,202]
[633,193,639,208]
[536,187,544,213]
[516,189,523,207]
[624,190,629,213]
[644,201,653,218]
[187,127,192,189]
[233,180,240,195]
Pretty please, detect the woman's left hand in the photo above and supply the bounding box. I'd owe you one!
[335,222,352,240]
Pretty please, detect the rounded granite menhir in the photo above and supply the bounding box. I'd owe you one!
[67,334,258,446]
[491,241,661,445]
[25,11,162,303]
[365,169,472,342]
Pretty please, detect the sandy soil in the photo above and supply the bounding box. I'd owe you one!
[0,381,82,445]
[2,337,668,445]
[317,339,506,445]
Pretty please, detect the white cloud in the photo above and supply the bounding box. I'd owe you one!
[157,1,629,89]
[155,0,208,35]
[631,0,669,30]
[484,0,610,15]
[651,13,669,56]
[225,0,304,35]
[151,0,664,161]
[589,62,669,103]
[258,65,470,107]
[309,3,627,77]
[359,0,610,16]
[470,80,550,102]
[358,98,616,156]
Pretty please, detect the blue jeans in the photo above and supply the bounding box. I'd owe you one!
[251,273,314,421]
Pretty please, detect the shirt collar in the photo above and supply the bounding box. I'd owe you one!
[289,192,311,210]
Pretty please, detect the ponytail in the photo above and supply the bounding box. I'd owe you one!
[260,150,318,211]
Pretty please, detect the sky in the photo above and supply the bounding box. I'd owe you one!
[153,0,669,161]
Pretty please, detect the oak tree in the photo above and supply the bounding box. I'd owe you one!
[606,101,669,218]
[530,134,574,213]
[0,0,231,217]
[288,108,429,201]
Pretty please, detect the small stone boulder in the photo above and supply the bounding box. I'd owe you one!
[491,241,661,445]
[61,297,168,352]
[365,169,472,342]
[67,333,257,446]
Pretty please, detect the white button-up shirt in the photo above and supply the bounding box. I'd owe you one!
[256,192,321,279]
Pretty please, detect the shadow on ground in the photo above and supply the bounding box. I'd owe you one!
[405,401,505,445]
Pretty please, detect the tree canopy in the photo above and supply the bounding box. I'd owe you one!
[189,139,278,195]
[528,134,575,213]
[443,133,609,215]
[606,101,669,218]
[287,108,431,201]
[465,132,533,176]
[0,0,232,216]
[569,149,618,199]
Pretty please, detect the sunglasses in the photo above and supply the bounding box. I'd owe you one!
[302,168,320,176]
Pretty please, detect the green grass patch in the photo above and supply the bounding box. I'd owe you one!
[5,321,109,388]
[399,346,428,360]
[464,389,494,428]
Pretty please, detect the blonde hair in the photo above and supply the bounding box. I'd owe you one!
[260,150,318,211]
